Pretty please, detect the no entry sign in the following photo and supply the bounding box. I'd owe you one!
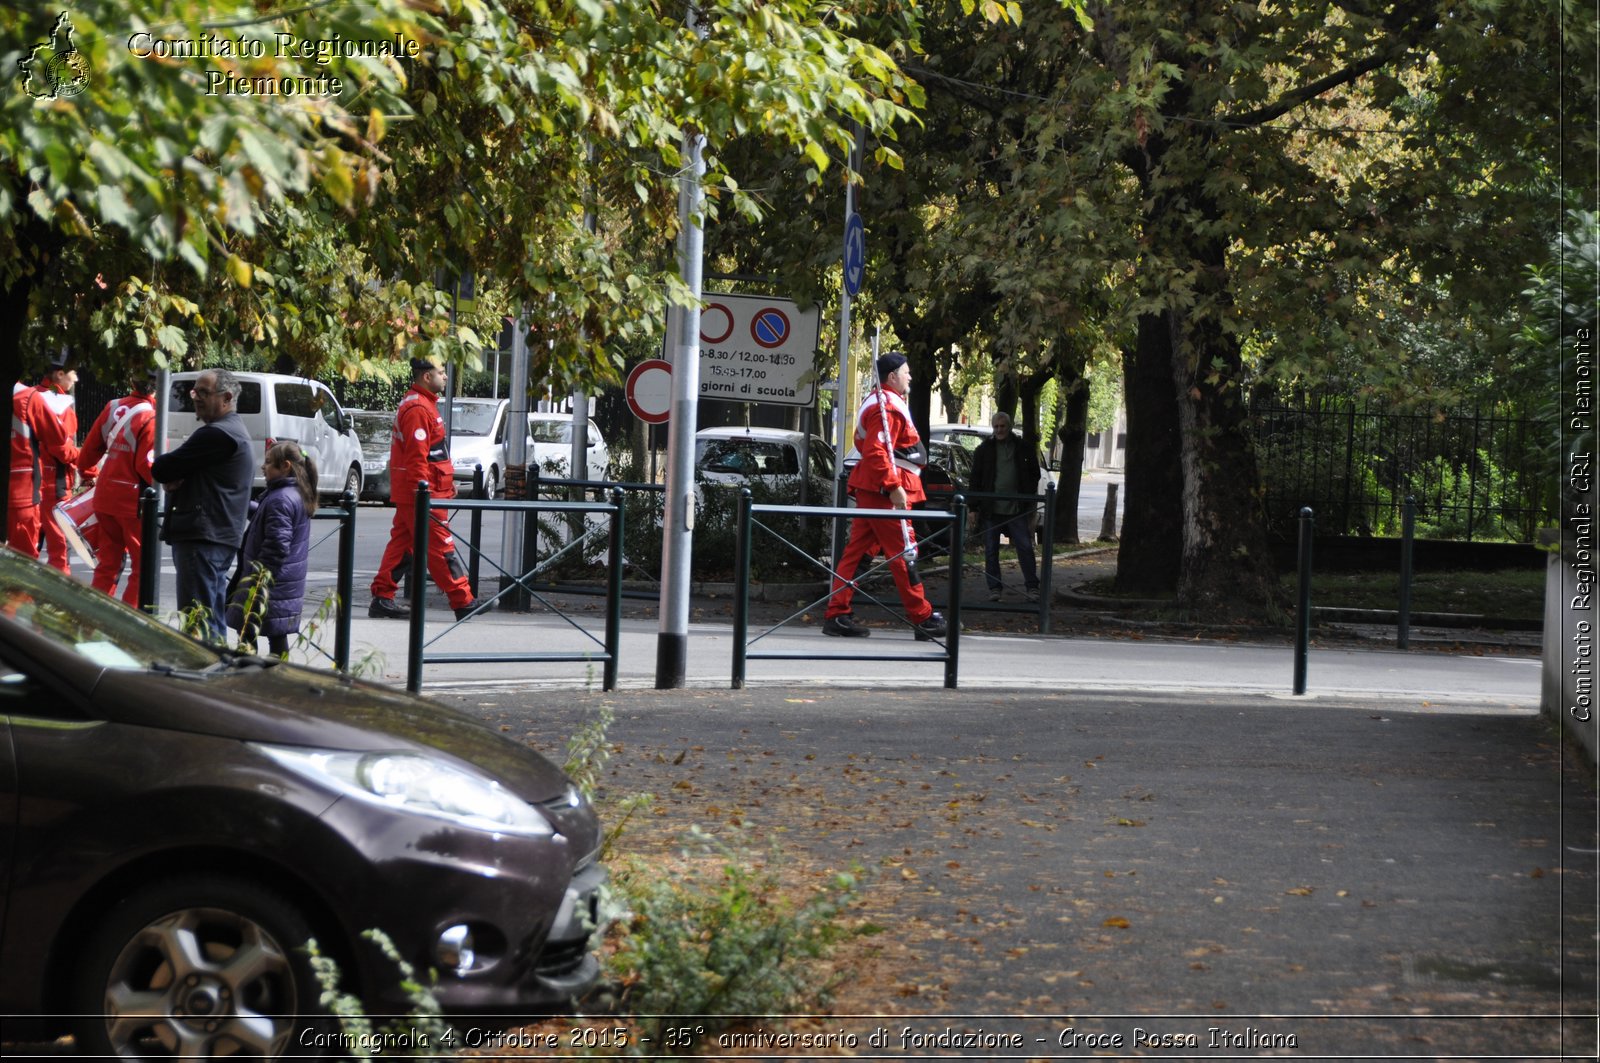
[625,358,673,424]
[665,292,821,407]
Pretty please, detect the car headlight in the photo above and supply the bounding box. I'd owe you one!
[253,745,555,837]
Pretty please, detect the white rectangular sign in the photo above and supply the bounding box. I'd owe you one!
[666,291,821,407]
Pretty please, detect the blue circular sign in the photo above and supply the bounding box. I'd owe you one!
[844,213,865,297]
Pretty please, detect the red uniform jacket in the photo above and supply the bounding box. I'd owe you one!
[846,388,926,504]
[79,393,156,518]
[389,385,456,503]
[25,383,78,503]
[9,383,38,509]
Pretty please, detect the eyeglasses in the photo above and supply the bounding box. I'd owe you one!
[190,387,214,398]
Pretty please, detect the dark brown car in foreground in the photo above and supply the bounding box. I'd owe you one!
[0,549,604,1057]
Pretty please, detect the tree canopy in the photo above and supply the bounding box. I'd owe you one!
[1,0,926,389]
[2,0,1580,611]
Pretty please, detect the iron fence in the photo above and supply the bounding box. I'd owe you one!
[1247,393,1555,543]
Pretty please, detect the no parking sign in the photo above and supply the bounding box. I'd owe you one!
[665,292,821,407]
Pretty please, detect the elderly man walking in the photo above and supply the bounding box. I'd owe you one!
[970,411,1042,602]
[152,368,254,641]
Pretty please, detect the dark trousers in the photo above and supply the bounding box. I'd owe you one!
[984,511,1039,591]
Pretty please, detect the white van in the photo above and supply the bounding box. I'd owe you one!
[445,397,509,497]
[165,371,366,500]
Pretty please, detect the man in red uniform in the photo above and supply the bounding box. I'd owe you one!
[823,352,947,640]
[26,351,81,573]
[77,370,157,605]
[368,355,481,620]
[9,379,42,558]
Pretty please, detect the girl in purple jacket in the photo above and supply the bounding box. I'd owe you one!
[227,442,316,656]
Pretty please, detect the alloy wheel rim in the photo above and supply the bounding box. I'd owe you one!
[101,906,297,1058]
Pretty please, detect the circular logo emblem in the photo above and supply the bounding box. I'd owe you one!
[47,50,90,98]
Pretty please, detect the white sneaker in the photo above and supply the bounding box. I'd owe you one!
[988,591,1002,602]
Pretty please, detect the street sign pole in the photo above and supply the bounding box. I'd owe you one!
[572,155,597,494]
[657,11,708,688]
[500,312,530,609]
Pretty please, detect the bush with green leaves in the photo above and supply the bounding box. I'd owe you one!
[308,929,455,1059]
[601,827,862,1057]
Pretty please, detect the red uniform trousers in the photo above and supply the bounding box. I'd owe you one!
[370,501,474,609]
[39,482,71,573]
[92,511,143,606]
[826,490,934,624]
[7,504,40,559]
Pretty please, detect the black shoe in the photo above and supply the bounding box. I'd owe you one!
[914,612,948,641]
[454,599,486,621]
[368,597,410,619]
[822,614,871,638]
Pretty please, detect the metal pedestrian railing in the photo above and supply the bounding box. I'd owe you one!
[517,469,666,600]
[308,491,357,672]
[732,489,966,689]
[403,480,624,693]
[139,486,357,672]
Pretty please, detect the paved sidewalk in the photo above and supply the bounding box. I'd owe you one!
[339,594,1541,708]
[438,684,1599,1060]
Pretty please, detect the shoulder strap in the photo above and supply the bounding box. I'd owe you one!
[105,399,154,450]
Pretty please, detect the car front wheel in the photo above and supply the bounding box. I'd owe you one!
[73,877,326,1060]
[343,464,363,499]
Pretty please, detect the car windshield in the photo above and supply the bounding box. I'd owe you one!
[529,420,574,444]
[169,379,263,415]
[448,402,500,437]
[0,552,218,672]
[695,439,799,476]
[937,429,987,454]
[352,413,394,447]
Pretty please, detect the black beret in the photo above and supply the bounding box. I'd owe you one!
[875,352,907,380]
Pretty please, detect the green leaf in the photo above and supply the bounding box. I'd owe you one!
[95,185,137,231]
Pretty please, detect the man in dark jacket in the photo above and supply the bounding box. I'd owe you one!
[969,411,1041,601]
[152,368,254,642]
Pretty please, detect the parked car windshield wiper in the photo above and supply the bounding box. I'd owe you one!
[206,649,283,673]
[149,660,218,680]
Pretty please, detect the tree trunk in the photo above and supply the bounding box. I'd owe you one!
[1117,314,1183,593]
[1116,82,1278,611]
[993,373,1018,425]
[1167,288,1279,614]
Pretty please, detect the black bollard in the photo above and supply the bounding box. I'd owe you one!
[1398,495,1415,650]
[1294,507,1313,695]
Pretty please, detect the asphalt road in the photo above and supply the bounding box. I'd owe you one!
[436,684,1598,1060]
